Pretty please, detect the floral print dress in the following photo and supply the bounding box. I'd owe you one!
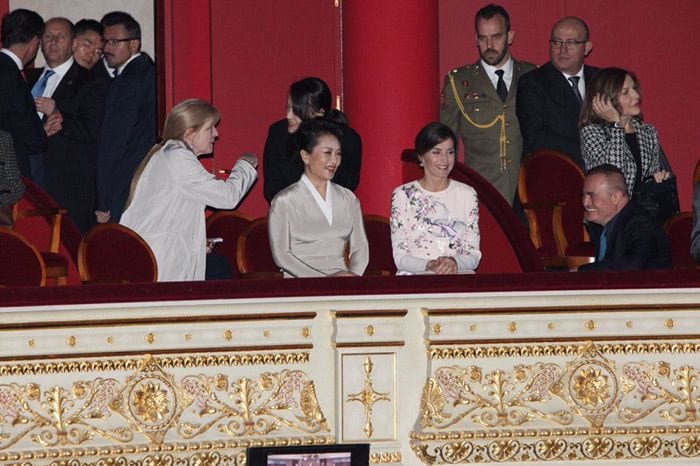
[389,180,481,274]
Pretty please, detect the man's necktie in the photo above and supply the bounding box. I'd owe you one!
[495,69,508,102]
[568,76,583,105]
[112,68,119,78]
[597,231,607,261]
[31,70,55,98]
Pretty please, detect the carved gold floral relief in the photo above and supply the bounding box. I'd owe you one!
[0,355,328,453]
[0,378,131,450]
[413,340,700,463]
[620,361,699,424]
[419,363,572,430]
[178,369,329,440]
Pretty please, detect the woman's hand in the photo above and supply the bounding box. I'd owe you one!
[592,94,622,124]
[426,256,458,275]
[95,210,111,223]
[239,152,258,169]
[653,170,671,183]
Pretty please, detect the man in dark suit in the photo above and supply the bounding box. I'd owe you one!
[0,8,46,179]
[579,164,672,271]
[95,11,156,224]
[516,16,598,168]
[27,17,108,232]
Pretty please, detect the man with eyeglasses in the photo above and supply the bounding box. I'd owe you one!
[440,4,534,206]
[95,11,156,224]
[516,16,599,168]
[0,8,46,180]
[25,17,108,232]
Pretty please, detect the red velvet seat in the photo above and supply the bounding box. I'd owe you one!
[0,227,46,286]
[237,217,282,278]
[518,149,595,268]
[664,212,696,269]
[401,150,542,273]
[363,214,396,275]
[205,210,253,278]
[78,224,158,283]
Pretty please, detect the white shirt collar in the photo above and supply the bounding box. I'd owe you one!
[562,66,586,100]
[301,174,333,226]
[562,66,584,80]
[116,52,141,76]
[41,57,74,94]
[480,56,514,92]
[0,49,23,70]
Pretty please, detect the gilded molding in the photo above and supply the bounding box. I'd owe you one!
[430,341,700,360]
[0,352,310,377]
[0,436,336,463]
[346,356,391,438]
[410,435,700,463]
[420,342,700,431]
[370,451,402,463]
[414,341,700,462]
[0,355,328,452]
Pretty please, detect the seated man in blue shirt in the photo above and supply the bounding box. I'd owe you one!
[579,164,672,271]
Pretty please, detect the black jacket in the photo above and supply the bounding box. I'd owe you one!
[580,201,672,271]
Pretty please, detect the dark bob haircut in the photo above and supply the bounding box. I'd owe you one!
[414,122,457,157]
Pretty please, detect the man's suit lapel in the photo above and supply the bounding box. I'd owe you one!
[544,62,580,109]
[51,63,80,103]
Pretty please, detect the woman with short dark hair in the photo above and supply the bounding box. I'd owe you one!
[390,122,481,275]
[262,77,361,203]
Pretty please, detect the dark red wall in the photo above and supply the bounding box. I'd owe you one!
[4,0,698,216]
[439,0,700,211]
[208,0,341,218]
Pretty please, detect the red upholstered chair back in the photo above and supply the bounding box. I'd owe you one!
[363,214,396,275]
[0,227,46,286]
[237,217,281,277]
[518,149,589,258]
[78,224,158,283]
[664,212,696,269]
[401,150,542,273]
[205,210,253,278]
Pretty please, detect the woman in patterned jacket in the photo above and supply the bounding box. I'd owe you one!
[579,67,670,197]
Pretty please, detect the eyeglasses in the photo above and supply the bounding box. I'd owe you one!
[549,39,587,49]
[102,37,137,47]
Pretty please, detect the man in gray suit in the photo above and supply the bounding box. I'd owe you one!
[441,4,534,205]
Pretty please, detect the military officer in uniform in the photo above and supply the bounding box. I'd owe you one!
[440,4,534,205]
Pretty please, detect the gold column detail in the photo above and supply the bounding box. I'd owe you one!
[347,356,391,438]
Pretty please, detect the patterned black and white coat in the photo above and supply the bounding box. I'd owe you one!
[580,118,662,195]
[0,129,25,207]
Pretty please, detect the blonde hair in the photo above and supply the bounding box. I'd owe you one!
[124,99,221,210]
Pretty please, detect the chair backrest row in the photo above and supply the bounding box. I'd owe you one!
[78,223,158,284]
[0,227,46,286]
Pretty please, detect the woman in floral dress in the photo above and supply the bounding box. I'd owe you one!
[390,122,481,274]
